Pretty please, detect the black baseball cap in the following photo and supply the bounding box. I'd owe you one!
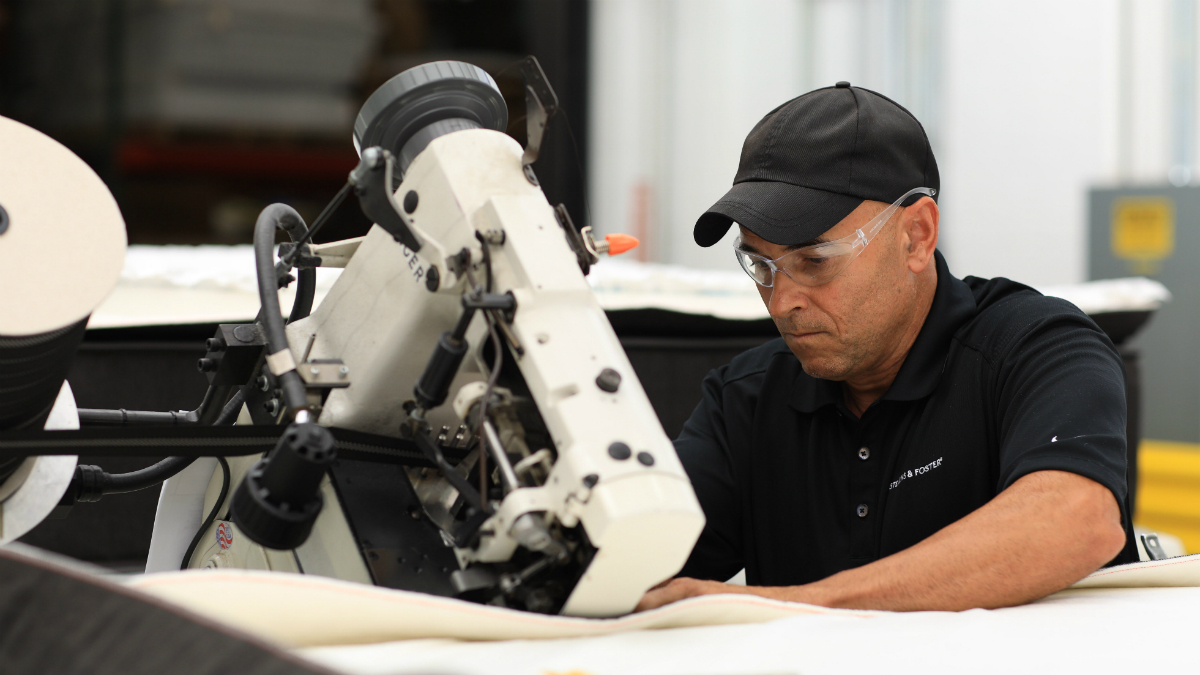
[693,82,939,247]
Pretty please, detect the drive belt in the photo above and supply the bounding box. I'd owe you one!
[0,425,465,467]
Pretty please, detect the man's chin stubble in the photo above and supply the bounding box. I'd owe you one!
[799,358,852,381]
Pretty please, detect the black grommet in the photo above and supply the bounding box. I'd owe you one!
[835,81,851,88]
[596,368,621,393]
[636,451,655,466]
[583,473,599,488]
[426,265,440,291]
[403,190,419,213]
[608,442,632,460]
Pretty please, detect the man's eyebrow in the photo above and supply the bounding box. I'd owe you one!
[785,237,826,250]
[735,240,764,255]
[737,235,829,255]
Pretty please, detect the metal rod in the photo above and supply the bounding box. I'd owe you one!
[482,420,519,493]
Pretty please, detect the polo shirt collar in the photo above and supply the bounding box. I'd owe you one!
[789,250,977,413]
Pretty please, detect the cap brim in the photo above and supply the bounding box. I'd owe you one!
[693,181,864,247]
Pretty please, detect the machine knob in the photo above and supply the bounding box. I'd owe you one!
[230,422,336,550]
[596,368,621,393]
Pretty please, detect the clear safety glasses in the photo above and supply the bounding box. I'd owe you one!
[733,186,936,288]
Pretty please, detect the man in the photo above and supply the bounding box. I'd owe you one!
[638,82,1137,612]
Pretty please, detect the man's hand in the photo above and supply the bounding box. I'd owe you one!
[637,470,1126,613]
[636,578,752,612]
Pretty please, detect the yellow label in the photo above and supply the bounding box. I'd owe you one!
[1112,197,1175,263]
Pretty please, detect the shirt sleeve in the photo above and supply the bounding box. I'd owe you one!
[673,364,747,582]
[992,298,1131,526]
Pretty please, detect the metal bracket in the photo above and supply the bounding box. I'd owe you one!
[197,324,267,386]
[554,204,595,275]
[1141,533,1169,561]
[349,147,422,252]
[278,237,364,269]
[519,56,560,183]
[297,359,351,389]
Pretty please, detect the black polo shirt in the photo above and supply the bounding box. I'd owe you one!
[675,251,1138,586]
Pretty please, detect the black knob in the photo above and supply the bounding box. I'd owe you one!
[403,190,419,213]
[230,422,336,550]
[596,368,621,393]
[607,442,632,460]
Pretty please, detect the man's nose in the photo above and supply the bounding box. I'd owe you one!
[768,269,810,317]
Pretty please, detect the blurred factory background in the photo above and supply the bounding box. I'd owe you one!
[0,0,588,246]
[4,0,1200,556]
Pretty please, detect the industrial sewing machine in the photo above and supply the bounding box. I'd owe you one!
[0,58,704,617]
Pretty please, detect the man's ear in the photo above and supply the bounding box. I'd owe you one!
[902,197,939,274]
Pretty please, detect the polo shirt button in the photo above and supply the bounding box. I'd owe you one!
[858,446,870,460]
[856,503,869,518]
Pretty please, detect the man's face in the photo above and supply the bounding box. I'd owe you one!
[738,201,918,382]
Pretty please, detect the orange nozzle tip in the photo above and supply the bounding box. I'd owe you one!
[604,233,640,256]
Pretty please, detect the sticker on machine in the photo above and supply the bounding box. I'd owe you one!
[216,522,234,550]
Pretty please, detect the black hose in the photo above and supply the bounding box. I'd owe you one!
[290,266,316,323]
[70,390,247,502]
[79,376,237,428]
[282,181,351,269]
[254,204,309,413]
[196,385,234,426]
[280,181,351,322]
[213,389,247,426]
[180,456,230,570]
[78,408,197,426]
[102,456,196,495]
[273,203,316,323]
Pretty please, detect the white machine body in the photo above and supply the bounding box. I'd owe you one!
[189,129,704,617]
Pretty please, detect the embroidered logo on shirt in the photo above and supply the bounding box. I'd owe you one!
[889,457,944,490]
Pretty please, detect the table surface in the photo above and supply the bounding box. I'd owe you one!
[299,585,1200,675]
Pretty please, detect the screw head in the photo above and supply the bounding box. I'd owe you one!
[596,368,621,393]
[233,324,259,343]
[338,365,350,378]
[607,442,632,460]
[309,366,320,376]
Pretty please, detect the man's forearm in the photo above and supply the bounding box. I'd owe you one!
[638,470,1126,612]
